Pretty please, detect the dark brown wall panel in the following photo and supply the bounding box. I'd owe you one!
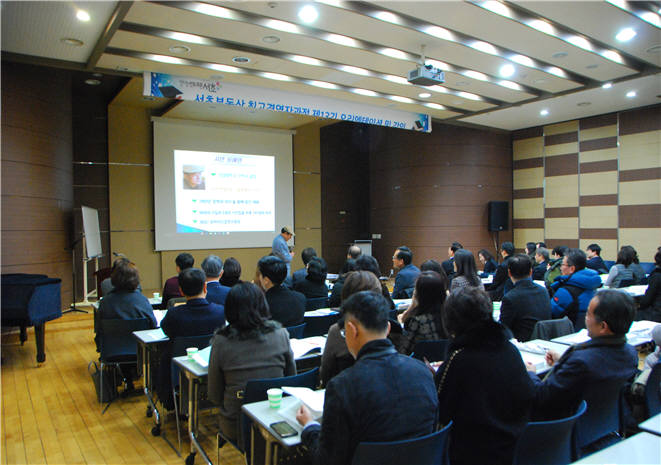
[580,159,618,173]
[545,132,578,146]
[619,204,661,228]
[579,113,617,130]
[579,137,617,153]
[545,153,578,177]
[619,104,661,135]
[619,167,661,182]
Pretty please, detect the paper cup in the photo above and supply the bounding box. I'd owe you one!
[267,388,283,409]
[186,347,198,360]
[153,292,160,299]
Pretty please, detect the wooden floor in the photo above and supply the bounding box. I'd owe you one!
[1,311,245,465]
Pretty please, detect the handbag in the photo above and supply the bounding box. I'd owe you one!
[88,361,117,403]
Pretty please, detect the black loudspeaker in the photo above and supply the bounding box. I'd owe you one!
[488,201,508,231]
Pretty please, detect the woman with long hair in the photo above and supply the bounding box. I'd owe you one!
[478,249,498,275]
[605,246,635,288]
[450,249,484,292]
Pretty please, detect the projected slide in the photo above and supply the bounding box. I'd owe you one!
[174,150,275,233]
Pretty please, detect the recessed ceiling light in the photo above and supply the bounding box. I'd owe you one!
[616,27,636,42]
[384,75,410,85]
[602,82,613,89]
[169,45,191,54]
[481,1,512,18]
[499,64,515,78]
[428,85,448,93]
[291,55,321,66]
[470,41,499,55]
[540,109,549,116]
[528,19,555,35]
[601,50,623,63]
[577,102,591,107]
[510,54,534,67]
[61,37,84,47]
[298,5,319,23]
[340,65,369,76]
[389,95,414,103]
[641,12,660,27]
[567,36,592,51]
[423,26,454,41]
[499,80,521,90]
[149,54,186,65]
[266,19,300,34]
[380,48,408,60]
[85,79,101,86]
[308,80,337,89]
[552,51,568,59]
[262,35,280,44]
[326,34,358,47]
[424,102,445,110]
[352,88,378,97]
[458,91,481,101]
[232,56,250,64]
[210,64,242,73]
[626,90,637,98]
[418,92,432,98]
[76,10,90,22]
[464,70,488,81]
[547,67,566,77]
[374,11,400,24]
[193,3,233,19]
[261,72,291,81]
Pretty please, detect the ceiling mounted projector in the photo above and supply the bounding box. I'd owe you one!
[408,65,445,86]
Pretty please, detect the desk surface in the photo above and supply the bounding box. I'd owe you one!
[552,320,659,347]
[515,339,570,374]
[133,328,168,343]
[242,396,304,448]
[639,413,661,437]
[571,432,661,464]
[173,354,208,378]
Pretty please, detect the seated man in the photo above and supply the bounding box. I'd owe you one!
[488,241,514,301]
[257,256,305,327]
[550,249,602,329]
[532,247,550,281]
[391,246,420,299]
[586,243,609,274]
[347,244,362,260]
[290,247,317,289]
[201,255,231,306]
[296,291,438,465]
[527,290,638,422]
[500,254,551,342]
[442,242,462,278]
[159,252,194,309]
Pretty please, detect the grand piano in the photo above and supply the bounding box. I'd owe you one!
[1,273,63,363]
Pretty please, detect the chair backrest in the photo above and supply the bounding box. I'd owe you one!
[411,340,448,362]
[351,422,452,465]
[575,379,627,451]
[167,297,187,309]
[617,279,634,288]
[305,296,330,311]
[303,313,340,338]
[604,260,615,271]
[94,267,113,298]
[645,363,661,417]
[98,318,150,361]
[170,334,213,386]
[640,262,656,275]
[513,401,587,465]
[530,317,575,341]
[285,323,306,339]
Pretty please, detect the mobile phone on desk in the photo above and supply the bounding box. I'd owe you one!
[270,421,298,438]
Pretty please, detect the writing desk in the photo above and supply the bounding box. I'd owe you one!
[571,432,661,463]
[133,328,169,435]
[552,320,659,347]
[639,413,661,437]
[515,339,570,374]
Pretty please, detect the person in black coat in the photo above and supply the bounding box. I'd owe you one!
[499,254,552,342]
[586,243,609,274]
[257,256,305,327]
[294,256,329,299]
[328,259,358,308]
[436,286,534,465]
[636,247,661,322]
[488,241,515,301]
[478,249,498,276]
[442,242,463,278]
[532,247,550,281]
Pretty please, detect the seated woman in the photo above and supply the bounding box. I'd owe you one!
[320,270,382,387]
[398,271,448,355]
[207,282,295,444]
[436,287,534,465]
[294,257,329,299]
[219,257,242,288]
[605,246,635,288]
[450,249,485,292]
[636,247,661,322]
[328,258,358,308]
[355,255,395,310]
[623,245,646,284]
[96,260,157,349]
[478,249,498,275]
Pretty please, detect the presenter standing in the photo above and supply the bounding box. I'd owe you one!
[272,226,295,276]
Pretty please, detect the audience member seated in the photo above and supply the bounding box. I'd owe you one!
[159,252,194,309]
[202,255,231,306]
[526,290,638,421]
[586,243,609,274]
[604,246,636,288]
[525,242,537,265]
[321,271,382,387]
[96,261,157,350]
[208,282,295,444]
[478,248,498,276]
[499,254,552,342]
[488,241,514,301]
[450,249,484,292]
[347,244,362,260]
[544,246,568,288]
[420,259,445,276]
[100,256,137,296]
[297,291,438,465]
[636,247,661,322]
[291,247,317,288]
[436,287,534,465]
[536,241,547,250]
[391,246,420,299]
[257,256,305,327]
[328,258,358,308]
[623,245,646,284]
[442,242,463,278]
[355,255,395,310]
[550,249,602,328]
[219,257,242,288]
[532,247,550,281]
[398,271,448,355]
[294,256,328,299]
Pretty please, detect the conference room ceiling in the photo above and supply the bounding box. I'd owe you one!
[2,1,660,131]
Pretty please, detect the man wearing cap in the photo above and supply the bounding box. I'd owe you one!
[183,164,205,190]
[272,226,296,276]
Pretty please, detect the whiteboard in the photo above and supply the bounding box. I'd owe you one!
[81,206,103,259]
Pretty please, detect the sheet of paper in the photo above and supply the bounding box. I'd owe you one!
[281,386,325,415]
[192,345,212,367]
[290,338,324,359]
[147,328,167,340]
[153,309,167,327]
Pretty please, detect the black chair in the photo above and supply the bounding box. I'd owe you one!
[286,323,306,339]
[530,317,575,341]
[303,313,340,337]
[411,340,448,362]
[217,367,320,464]
[98,318,150,413]
[305,296,330,311]
[351,421,452,465]
[166,297,187,309]
[513,401,587,465]
[617,279,634,288]
[171,334,213,450]
[645,363,661,417]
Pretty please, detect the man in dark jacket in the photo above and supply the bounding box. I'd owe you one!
[442,241,463,278]
[201,255,231,306]
[527,290,638,424]
[532,247,550,281]
[257,256,306,327]
[636,247,661,322]
[500,254,552,342]
[489,241,515,301]
[296,291,438,465]
[391,246,420,299]
[585,243,609,274]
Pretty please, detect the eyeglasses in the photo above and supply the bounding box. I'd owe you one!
[340,328,345,338]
